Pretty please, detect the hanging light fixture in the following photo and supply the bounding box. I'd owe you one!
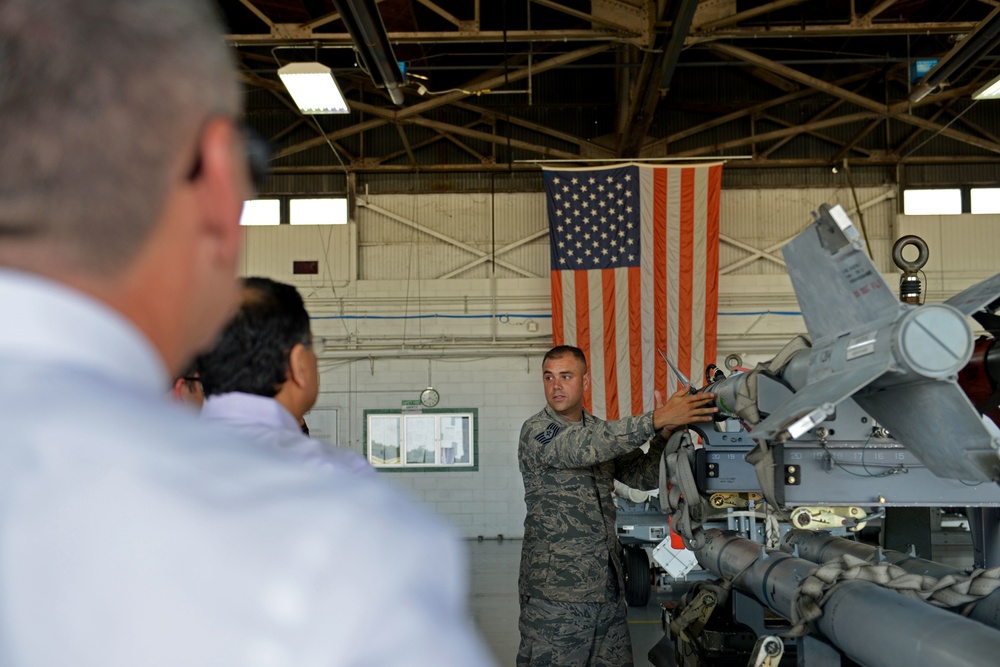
[973,72,1000,100]
[277,62,350,114]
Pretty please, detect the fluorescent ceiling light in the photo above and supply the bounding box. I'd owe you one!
[277,62,350,114]
[973,73,1000,100]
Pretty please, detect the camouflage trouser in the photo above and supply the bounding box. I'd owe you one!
[516,594,632,667]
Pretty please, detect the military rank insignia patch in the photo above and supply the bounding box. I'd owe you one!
[534,423,561,445]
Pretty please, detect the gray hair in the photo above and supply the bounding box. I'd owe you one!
[0,0,241,274]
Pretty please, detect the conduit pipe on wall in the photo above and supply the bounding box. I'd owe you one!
[313,335,805,360]
[316,347,551,360]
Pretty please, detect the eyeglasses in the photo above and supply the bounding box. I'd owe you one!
[186,119,271,194]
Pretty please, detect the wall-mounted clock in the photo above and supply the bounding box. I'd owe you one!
[420,387,440,408]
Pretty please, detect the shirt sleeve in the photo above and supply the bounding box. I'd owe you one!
[613,429,670,490]
[519,412,655,470]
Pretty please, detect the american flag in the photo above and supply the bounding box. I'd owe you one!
[544,163,721,420]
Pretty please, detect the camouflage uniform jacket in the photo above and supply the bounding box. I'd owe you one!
[518,405,667,603]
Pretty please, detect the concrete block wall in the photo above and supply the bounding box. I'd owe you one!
[312,355,548,538]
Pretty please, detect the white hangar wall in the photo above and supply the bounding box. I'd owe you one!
[238,185,992,538]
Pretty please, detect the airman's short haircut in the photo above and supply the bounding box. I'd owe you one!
[543,345,588,374]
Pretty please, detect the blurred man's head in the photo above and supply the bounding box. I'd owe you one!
[0,0,253,373]
[198,277,319,421]
[541,345,590,422]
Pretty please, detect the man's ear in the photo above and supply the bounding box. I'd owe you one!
[190,118,249,268]
[286,343,309,389]
[583,372,591,392]
[171,377,186,399]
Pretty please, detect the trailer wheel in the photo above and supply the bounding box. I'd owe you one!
[624,547,651,607]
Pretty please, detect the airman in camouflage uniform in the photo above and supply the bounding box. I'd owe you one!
[517,345,716,667]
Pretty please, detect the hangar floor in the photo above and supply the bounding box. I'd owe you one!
[468,538,671,667]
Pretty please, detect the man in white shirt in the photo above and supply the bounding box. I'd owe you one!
[0,1,494,666]
[198,277,372,475]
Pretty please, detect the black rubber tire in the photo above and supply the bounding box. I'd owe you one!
[623,546,651,607]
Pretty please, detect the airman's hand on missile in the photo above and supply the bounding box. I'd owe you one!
[651,388,717,433]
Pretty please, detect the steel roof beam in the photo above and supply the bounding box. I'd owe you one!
[618,0,699,157]
[226,29,632,44]
[641,71,874,154]
[693,0,809,31]
[673,111,879,157]
[706,43,1000,155]
[690,22,980,43]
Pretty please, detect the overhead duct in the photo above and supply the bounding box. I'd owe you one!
[331,0,406,105]
[909,6,1000,103]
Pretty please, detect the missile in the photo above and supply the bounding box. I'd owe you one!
[695,529,1000,667]
[780,529,1000,632]
[717,204,1000,483]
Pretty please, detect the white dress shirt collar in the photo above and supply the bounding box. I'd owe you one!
[201,392,301,433]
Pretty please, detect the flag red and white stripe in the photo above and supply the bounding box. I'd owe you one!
[545,163,721,420]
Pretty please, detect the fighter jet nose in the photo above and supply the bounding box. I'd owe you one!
[894,303,974,379]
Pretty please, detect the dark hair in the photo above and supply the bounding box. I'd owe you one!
[198,277,311,398]
[543,345,588,373]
